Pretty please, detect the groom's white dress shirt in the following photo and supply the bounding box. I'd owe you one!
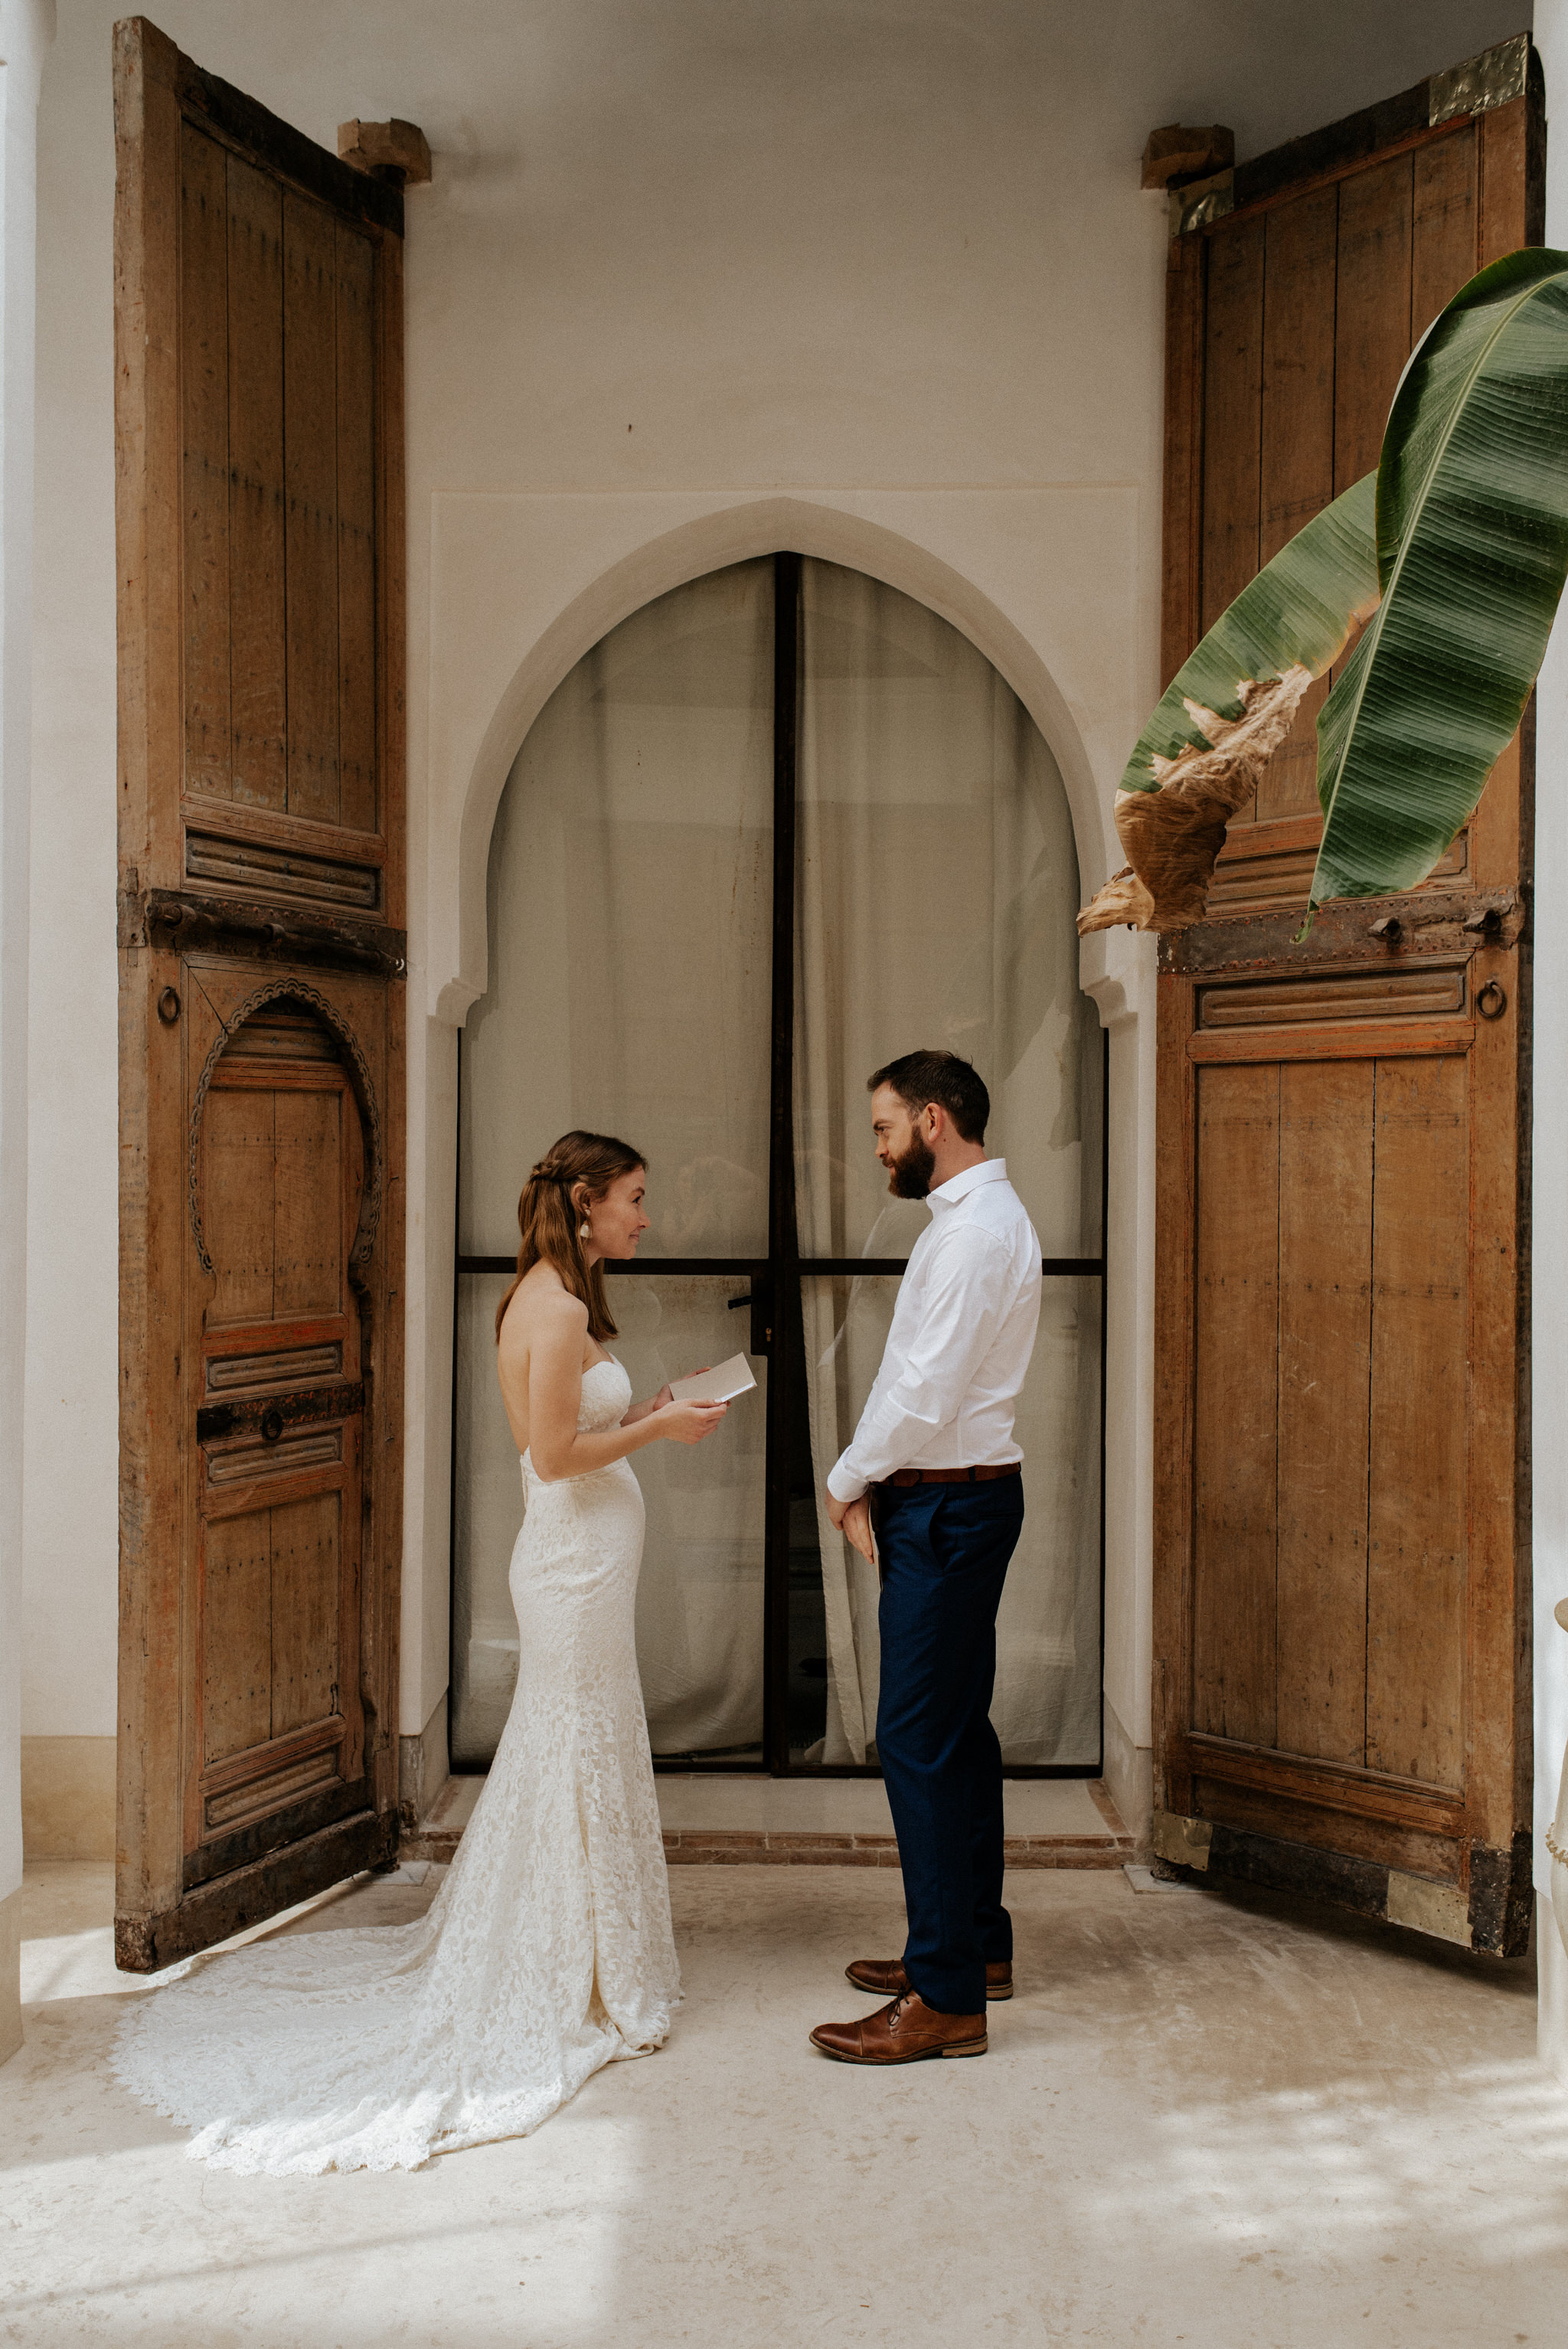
[826,1157,1043,1504]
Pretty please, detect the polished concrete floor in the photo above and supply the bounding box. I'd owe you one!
[2,1859,1564,2347]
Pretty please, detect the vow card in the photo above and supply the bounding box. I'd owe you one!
[669,1354,757,1404]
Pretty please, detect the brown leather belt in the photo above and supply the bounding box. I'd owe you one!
[874,1462,1022,1488]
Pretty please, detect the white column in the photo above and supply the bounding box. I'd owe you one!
[0,0,54,2067]
[1534,0,1568,2083]
[1082,923,1158,1847]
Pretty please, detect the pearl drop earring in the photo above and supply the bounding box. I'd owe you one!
[579,1219,590,1242]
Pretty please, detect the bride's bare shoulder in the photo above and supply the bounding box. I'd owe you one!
[498,1265,587,1361]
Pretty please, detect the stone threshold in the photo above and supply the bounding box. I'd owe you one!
[662,1829,1132,1867]
[403,1774,1134,1869]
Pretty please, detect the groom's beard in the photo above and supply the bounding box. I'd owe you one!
[886,1132,936,1199]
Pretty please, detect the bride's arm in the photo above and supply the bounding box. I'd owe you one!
[522,1295,724,1480]
[620,1383,672,1427]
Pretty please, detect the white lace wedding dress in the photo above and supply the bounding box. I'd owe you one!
[113,1357,680,2174]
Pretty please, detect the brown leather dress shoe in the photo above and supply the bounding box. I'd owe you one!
[809,1990,987,2063]
[844,1956,1014,2001]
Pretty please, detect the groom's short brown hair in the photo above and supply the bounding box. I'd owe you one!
[869,1050,989,1145]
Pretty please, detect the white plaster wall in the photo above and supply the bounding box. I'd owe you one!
[26,2,1530,1792]
[2,0,53,2057]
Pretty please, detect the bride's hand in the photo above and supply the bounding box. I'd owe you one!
[656,1399,727,1446]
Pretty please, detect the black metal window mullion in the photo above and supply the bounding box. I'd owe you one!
[763,551,803,1771]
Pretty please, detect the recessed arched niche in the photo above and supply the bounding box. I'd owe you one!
[450,554,1104,1779]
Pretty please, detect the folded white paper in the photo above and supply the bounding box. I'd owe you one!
[669,1353,757,1405]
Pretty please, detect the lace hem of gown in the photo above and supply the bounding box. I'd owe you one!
[113,1358,680,2174]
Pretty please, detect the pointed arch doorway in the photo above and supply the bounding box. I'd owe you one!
[452,553,1105,1776]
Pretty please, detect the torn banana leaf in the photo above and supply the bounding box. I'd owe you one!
[1311,247,1568,907]
[1077,475,1380,934]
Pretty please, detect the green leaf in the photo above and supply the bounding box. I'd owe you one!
[1312,247,1568,906]
[1119,474,1380,796]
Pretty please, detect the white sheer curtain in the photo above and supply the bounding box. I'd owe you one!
[453,562,774,1764]
[794,560,1102,1766]
[455,554,1102,1775]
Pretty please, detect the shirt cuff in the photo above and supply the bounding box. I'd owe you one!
[826,1456,867,1505]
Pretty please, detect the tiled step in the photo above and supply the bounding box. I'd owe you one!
[403,1772,1134,1868]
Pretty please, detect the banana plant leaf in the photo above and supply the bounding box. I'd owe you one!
[1311,246,1568,907]
[1079,246,1568,936]
[1077,476,1380,933]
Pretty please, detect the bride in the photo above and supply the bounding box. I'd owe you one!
[113,1131,727,2174]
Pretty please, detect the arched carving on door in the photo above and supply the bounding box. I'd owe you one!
[188,978,384,1275]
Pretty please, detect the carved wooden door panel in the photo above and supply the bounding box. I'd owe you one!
[1153,38,1540,1953]
[114,20,407,1967]
[188,1001,371,1900]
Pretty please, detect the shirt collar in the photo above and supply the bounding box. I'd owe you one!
[927,1157,1008,1214]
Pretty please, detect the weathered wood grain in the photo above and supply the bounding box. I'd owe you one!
[179,121,229,799]
[227,152,286,810]
[1161,234,1206,690]
[1188,1016,1475,1066]
[1275,1059,1373,1763]
[270,1492,341,1736]
[1412,125,1478,338]
[1478,93,1528,272]
[1199,217,1264,633]
[1192,1062,1279,1746]
[377,230,407,933]
[335,224,377,835]
[1199,215,1265,828]
[1333,155,1413,492]
[273,1086,343,1318]
[1365,1055,1468,1787]
[283,191,340,825]
[1256,185,1338,824]
[203,1083,276,1325]
[1465,916,1528,1849]
[201,1510,273,1764]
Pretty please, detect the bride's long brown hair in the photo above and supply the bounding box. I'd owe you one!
[494,1130,647,1344]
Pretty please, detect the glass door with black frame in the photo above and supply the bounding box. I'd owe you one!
[452,560,774,1766]
[452,552,1103,1777]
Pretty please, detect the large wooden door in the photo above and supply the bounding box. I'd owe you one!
[1153,37,1540,1954]
[113,20,407,1968]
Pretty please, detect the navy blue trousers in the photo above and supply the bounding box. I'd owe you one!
[874,1475,1024,2015]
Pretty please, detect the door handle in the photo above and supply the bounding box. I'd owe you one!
[728,1280,773,1357]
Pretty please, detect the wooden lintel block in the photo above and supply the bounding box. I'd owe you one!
[1142,122,1236,190]
[337,118,432,187]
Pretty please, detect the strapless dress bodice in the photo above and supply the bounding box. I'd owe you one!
[522,1355,634,1486]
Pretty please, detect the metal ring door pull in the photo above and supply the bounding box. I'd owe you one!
[157,986,181,1024]
[260,1408,285,1443]
[1476,978,1508,1021]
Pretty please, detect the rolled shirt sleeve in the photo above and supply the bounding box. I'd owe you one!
[826,1225,1012,1501]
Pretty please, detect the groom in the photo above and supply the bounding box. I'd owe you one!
[809,1050,1041,2065]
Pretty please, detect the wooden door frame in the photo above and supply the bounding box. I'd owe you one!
[1150,43,1542,1953]
[113,18,408,1968]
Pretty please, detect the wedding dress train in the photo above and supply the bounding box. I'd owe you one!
[113,1357,680,2174]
